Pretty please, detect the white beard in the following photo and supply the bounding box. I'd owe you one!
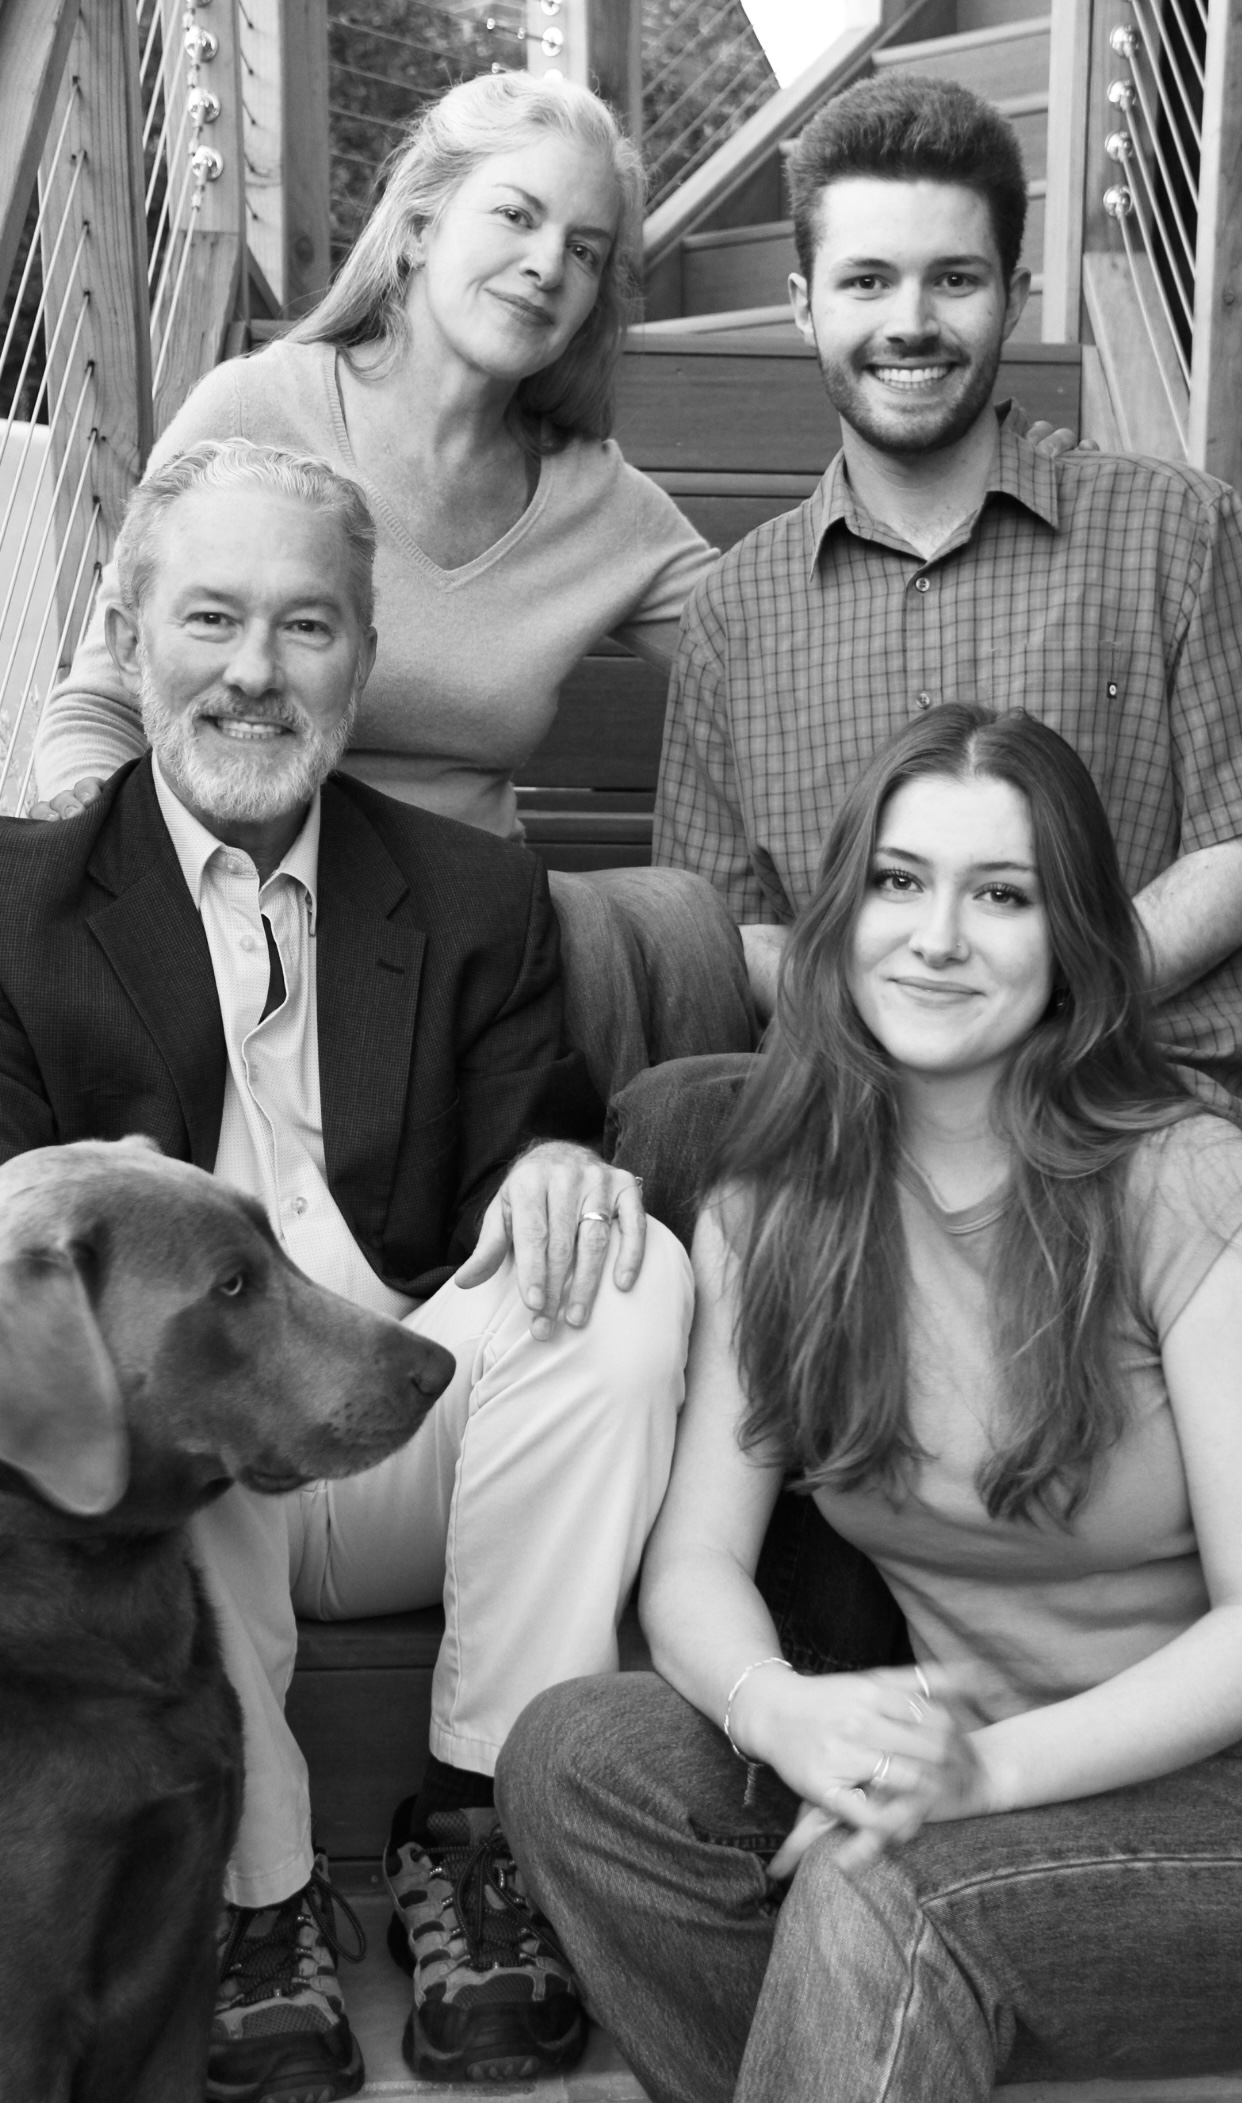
[138,661,358,826]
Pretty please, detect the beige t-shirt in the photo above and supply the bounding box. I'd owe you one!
[35,337,718,836]
[812,1116,1242,1723]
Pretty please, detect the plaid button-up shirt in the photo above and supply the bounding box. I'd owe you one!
[654,409,1242,1087]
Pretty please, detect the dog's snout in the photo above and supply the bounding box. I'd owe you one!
[410,1338,456,1400]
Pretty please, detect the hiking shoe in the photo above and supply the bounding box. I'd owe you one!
[208,1853,367,2103]
[384,1807,587,2082]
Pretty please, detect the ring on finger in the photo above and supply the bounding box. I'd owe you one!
[906,1696,929,1724]
[868,1751,892,1791]
[914,1665,932,1702]
[578,1208,614,1228]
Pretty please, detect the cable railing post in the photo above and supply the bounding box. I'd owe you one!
[152,0,245,432]
[243,0,330,318]
[39,0,153,695]
[1186,0,1242,488]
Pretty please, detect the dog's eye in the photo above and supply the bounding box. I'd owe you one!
[216,1273,247,1298]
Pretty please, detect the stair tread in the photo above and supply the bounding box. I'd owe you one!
[876,11,1050,61]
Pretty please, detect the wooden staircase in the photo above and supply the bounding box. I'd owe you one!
[644,2,1053,344]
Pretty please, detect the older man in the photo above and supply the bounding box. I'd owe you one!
[0,439,691,2098]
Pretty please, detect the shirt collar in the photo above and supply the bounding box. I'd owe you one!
[807,401,1060,573]
[152,756,321,921]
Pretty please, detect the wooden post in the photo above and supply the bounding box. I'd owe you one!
[240,0,285,307]
[525,0,587,84]
[152,0,246,432]
[1187,0,1242,491]
[1041,0,1092,341]
[40,0,153,659]
[282,0,332,314]
[587,0,642,138]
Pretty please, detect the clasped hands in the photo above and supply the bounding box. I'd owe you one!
[455,1140,645,1342]
[730,1660,989,1882]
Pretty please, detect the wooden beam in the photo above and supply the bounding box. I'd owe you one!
[1187,0,1242,491]
[281,0,331,314]
[586,0,641,139]
[40,0,153,663]
[152,0,245,432]
[1082,250,1188,462]
[240,0,284,306]
[1041,0,1091,342]
[642,17,885,270]
[0,0,79,300]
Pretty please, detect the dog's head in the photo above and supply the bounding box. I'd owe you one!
[0,1138,454,1526]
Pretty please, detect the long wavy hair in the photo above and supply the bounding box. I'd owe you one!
[290,72,644,453]
[717,705,1213,1523]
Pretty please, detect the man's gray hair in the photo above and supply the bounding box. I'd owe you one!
[114,438,378,628]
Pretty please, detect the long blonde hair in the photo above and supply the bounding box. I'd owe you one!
[291,72,645,451]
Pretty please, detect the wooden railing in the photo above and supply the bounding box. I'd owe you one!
[1044,0,1241,483]
[0,0,339,811]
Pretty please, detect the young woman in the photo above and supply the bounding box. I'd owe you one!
[496,704,1242,2102]
[31,71,753,1096]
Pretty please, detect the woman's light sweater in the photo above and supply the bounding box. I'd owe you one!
[35,336,718,836]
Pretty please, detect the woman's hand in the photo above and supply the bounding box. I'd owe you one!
[734,1662,987,1878]
[1026,420,1099,458]
[29,778,104,822]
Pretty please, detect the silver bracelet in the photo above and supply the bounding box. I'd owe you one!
[723,1655,793,1805]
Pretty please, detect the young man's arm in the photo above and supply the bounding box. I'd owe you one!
[1135,842,1242,1002]
[1139,485,1242,1001]
[653,587,785,1014]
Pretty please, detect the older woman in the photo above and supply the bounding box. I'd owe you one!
[33,71,754,1098]
[497,705,1242,2102]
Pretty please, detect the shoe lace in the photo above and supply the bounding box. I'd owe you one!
[219,1861,367,2004]
[447,1827,548,1972]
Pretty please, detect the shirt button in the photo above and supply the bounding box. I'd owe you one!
[240,933,258,953]
[1107,681,1118,697]
[915,692,932,709]
[291,1196,309,1217]
[914,576,931,593]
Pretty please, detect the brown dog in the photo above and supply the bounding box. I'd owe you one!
[0,1137,455,2103]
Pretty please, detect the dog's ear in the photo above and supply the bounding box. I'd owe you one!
[0,1248,129,1514]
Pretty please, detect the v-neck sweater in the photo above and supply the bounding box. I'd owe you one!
[36,337,717,836]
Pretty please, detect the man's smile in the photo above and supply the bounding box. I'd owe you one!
[869,362,955,391]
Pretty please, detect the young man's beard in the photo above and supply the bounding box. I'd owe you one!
[816,332,1005,458]
[139,660,358,825]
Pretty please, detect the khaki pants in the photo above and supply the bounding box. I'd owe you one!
[190,1222,693,1908]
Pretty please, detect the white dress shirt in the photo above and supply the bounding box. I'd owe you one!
[153,759,413,1320]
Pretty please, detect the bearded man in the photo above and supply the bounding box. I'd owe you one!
[0,439,691,2098]
[651,71,1242,1100]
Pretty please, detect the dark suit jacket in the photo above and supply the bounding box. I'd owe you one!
[0,758,593,1299]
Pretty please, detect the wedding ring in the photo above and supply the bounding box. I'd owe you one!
[578,1209,613,1227]
[914,1665,932,1702]
[906,1696,929,1724]
[868,1751,892,1790]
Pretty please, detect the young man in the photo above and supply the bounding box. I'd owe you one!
[653,72,1242,1098]
[0,440,691,2097]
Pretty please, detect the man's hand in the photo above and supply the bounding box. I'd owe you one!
[739,923,788,1024]
[29,778,104,822]
[454,1141,646,1341]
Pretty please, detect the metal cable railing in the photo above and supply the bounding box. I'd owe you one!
[327,3,526,264]
[0,58,105,815]
[642,0,776,210]
[1102,0,1206,437]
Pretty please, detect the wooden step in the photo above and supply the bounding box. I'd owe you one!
[680,175,1044,315]
[873,13,1051,97]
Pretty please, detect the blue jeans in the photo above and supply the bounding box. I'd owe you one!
[548,873,756,1107]
[497,1673,1242,2103]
